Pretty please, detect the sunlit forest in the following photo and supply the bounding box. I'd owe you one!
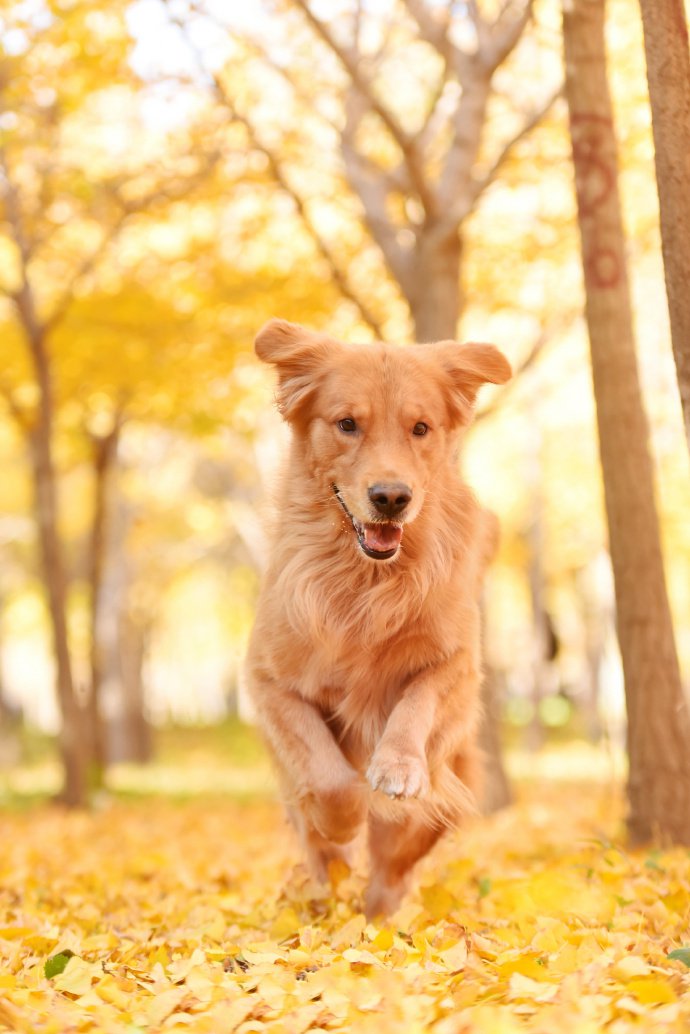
[1,0,690,1030]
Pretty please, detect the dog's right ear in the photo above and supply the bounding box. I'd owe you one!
[255,319,330,423]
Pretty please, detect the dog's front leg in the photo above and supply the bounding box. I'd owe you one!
[366,677,437,800]
[253,683,366,844]
[366,652,477,801]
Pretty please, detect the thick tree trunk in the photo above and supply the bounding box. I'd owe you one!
[409,229,463,342]
[6,201,88,805]
[637,0,690,451]
[30,419,87,807]
[563,0,690,843]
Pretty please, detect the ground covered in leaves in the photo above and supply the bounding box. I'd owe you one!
[1,781,689,1033]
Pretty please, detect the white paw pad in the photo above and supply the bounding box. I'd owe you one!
[366,753,430,800]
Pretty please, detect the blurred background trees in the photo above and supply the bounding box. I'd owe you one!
[0,0,689,840]
[563,0,690,842]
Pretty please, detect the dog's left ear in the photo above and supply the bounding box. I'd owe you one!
[255,318,331,423]
[436,341,512,424]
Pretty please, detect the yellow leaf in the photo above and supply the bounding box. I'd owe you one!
[146,987,187,1026]
[508,973,558,1001]
[53,956,97,997]
[531,919,570,953]
[421,883,456,921]
[496,950,551,982]
[627,976,678,1005]
[472,933,501,960]
[370,928,394,952]
[81,932,119,952]
[0,995,27,1033]
[437,939,468,972]
[257,973,294,1009]
[342,947,379,965]
[200,914,226,942]
[167,947,207,983]
[95,975,131,1009]
[207,998,255,1029]
[327,857,351,891]
[551,943,579,975]
[242,945,285,964]
[270,907,302,941]
[611,956,651,981]
[330,914,366,951]
[23,934,58,954]
[149,945,171,969]
[0,928,33,941]
[320,987,350,1019]
[662,890,687,914]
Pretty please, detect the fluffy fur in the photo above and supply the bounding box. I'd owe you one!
[247,318,511,917]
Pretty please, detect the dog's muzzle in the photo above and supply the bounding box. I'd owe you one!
[333,485,404,561]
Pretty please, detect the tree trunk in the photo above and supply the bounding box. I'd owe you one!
[0,593,22,768]
[0,591,9,721]
[118,610,153,764]
[525,428,550,752]
[87,419,122,786]
[563,0,690,843]
[409,229,463,342]
[479,665,513,812]
[30,418,87,807]
[637,0,690,451]
[409,228,511,812]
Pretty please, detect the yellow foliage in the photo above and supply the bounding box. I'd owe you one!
[0,786,689,1032]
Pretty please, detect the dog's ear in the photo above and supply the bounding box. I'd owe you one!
[255,319,331,423]
[436,341,512,425]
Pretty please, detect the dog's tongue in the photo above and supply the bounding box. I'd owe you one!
[362,523,403,554]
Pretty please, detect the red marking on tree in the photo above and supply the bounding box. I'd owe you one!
[585,246,620,289]
[671,0,689,43]
[570,112,622,289]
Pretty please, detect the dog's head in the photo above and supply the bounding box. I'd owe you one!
[255,319,511,562]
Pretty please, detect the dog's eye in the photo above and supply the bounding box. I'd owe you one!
[337,418,357,434]
[412,422,429,436]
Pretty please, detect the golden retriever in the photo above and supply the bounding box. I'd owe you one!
[247,319,511,917]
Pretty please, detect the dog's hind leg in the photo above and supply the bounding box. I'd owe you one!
[304,823,357,884]
[289,802,361,884]
[365,812,446,918]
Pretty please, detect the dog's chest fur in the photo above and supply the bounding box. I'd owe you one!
[250,475,486,762]
[261,542,478,760]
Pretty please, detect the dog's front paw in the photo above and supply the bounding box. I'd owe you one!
[367,749,430,800]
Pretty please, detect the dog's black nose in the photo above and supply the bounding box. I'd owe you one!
[368,482,412,518]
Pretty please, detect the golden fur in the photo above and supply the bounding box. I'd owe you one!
[246,318,511,916]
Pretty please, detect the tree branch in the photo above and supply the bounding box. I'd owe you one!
[42,211,129,335]
[469,84,563,204]
[341,90,416,299]
[165,5,386,337]
[437,73,491,216]
[480,0,535,73]
[234,104,386,337]
[289,0,436,216]
[474,314,574,424]
[0,145,45,353]
[403,0,479,85]
[43,150,222,335]
[0,377,32,436]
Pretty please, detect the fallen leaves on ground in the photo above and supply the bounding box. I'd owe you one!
[0,782,689,1033]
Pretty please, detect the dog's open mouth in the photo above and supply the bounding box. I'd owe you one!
[333,485,403,560]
